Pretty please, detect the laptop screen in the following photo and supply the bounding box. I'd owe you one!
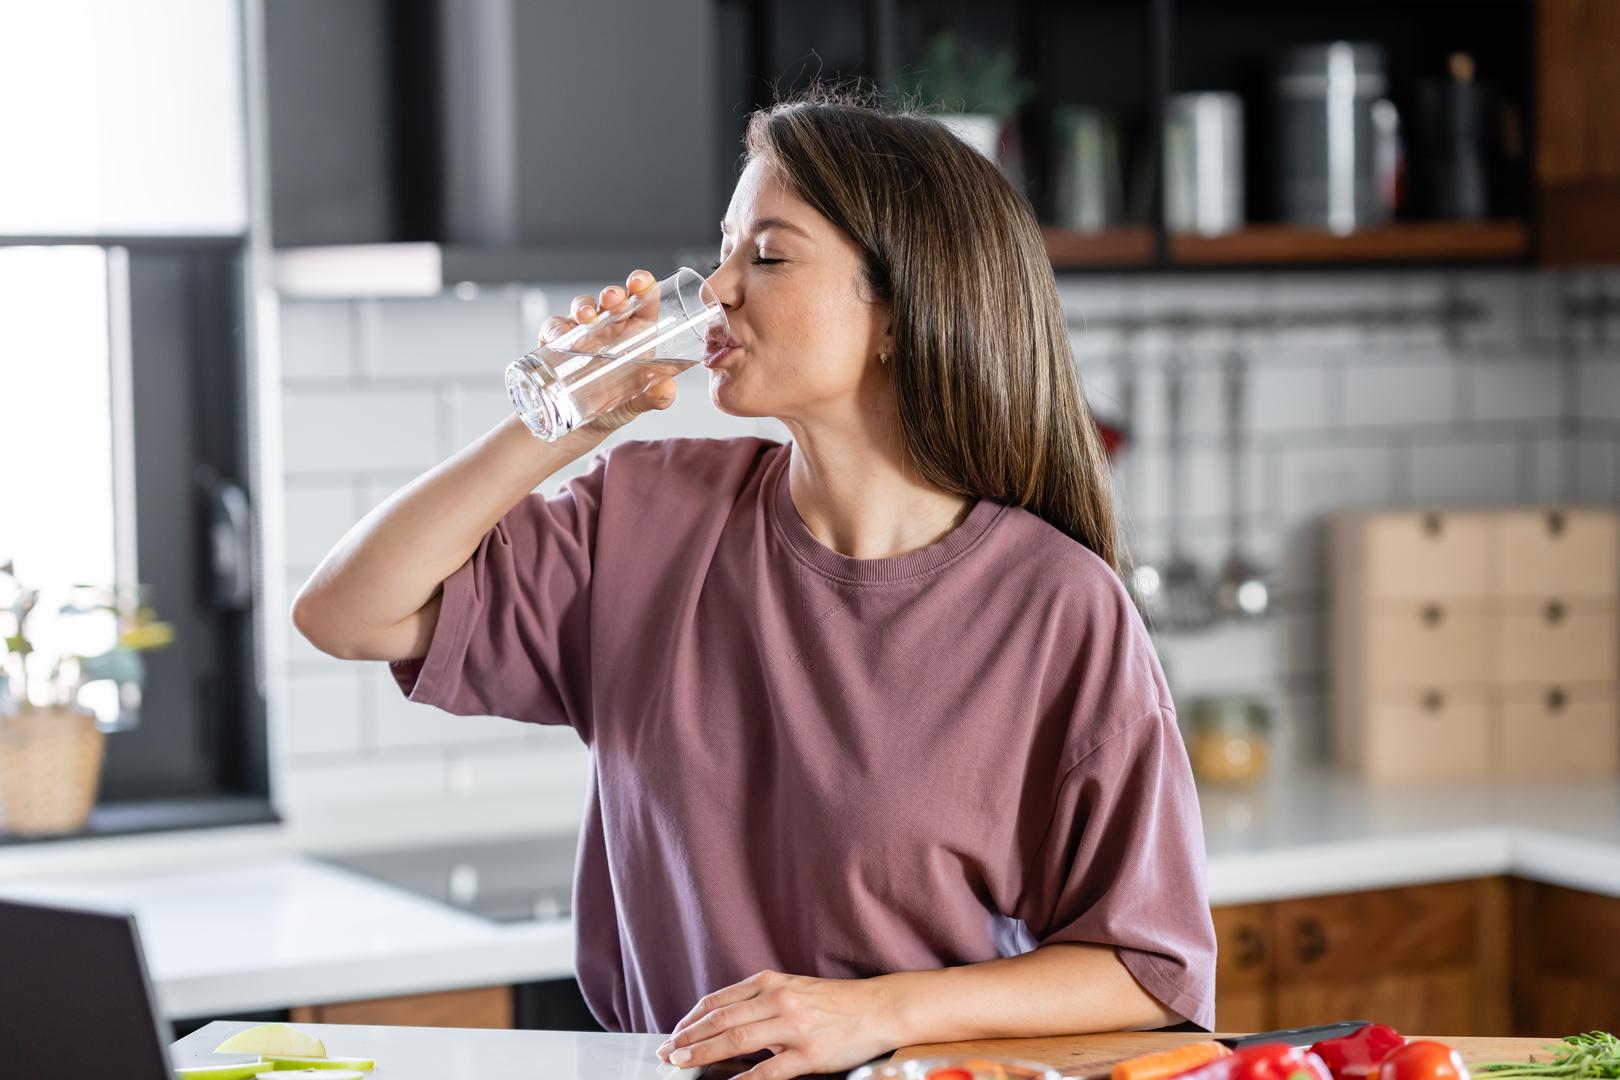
[0,897,172,1080]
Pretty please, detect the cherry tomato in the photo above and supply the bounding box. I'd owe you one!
[1377,1041,1470,1080]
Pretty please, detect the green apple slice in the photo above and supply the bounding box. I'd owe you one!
[213,1024,327,1057]
[254,1071,363,1080]
[175,1064,270,1080]
[258,1057,375,1072]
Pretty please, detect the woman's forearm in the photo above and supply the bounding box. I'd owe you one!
[291,413,605,660]
[881,943,1182,1048]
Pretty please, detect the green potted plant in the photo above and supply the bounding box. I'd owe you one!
[0,560,174,836]
[897,30,1035,165]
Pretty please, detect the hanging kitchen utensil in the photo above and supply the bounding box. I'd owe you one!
[1160,344,1215,632]
[1116,332,1160,623]
[1214,341,1272,619]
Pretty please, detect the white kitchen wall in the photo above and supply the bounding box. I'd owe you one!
[272,269,1620,842]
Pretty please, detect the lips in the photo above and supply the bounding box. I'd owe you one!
[702,326,744,366]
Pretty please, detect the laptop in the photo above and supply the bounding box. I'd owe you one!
[0,896,173,1080]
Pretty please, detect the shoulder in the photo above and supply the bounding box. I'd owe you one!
[984,506,1174,757]
[588,435,787,517]
[983,504,1139,622]
[599,435,784,489]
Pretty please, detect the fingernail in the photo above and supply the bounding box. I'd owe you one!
[670,1048,691,1065]
[602,287,623,303]
[578,305,596,321]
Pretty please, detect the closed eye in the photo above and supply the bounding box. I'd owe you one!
[708,257,784,272]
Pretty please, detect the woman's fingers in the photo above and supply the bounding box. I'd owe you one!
[541,270,653,346]
[538,314,577,345]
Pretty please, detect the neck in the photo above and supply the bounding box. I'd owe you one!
[780,416,974,561]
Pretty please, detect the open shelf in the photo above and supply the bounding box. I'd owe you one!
[1167,220,1531,266]
[1041,226,1158,269]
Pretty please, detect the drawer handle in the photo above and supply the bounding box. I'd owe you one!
[1235,924,1266,969]
[1294,917,1328,965]
[1545,599,1566,624]
[1546,510,1566,537]
[1421,603,1445,627]
[1422,689,1446,712]
[1547,687,1568,712]
[1423,513,1444,538]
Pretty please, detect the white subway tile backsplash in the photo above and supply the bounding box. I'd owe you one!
[1576,358,1620,421]
[282,387,439,474]
[282,666,366,758]
[1574,436,1620,500]
[280,301,357,380]
[1275,442,1401,521]
[1408,439,1522,503]
[1247,364,1332,433]
[372,292,528,379]
[1341,358,1459,428]
[444,742,592,801]
[277,756,446,808]
[368,663,524,750]
[282,482,360,569]
[1467,356,1564,423]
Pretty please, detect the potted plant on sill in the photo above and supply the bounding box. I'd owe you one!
[0,560,174,837]
[898,29,1035,180]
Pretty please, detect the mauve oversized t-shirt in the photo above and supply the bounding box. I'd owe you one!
[390,436,1217,1033]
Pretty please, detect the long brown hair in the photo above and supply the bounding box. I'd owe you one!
[743,86,1128,578]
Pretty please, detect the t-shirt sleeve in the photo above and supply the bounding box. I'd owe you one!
[1015,706,1217,1032]
[387,452,608,740]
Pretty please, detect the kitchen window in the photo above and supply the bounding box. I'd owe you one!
[0,0,273,838]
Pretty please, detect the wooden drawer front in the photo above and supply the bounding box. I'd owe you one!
[290,985,513,1028]
[1275,882,1479,983]
[1363,513,1492,599]
[1493,602,1619,686]
[1364,689,1492,780]
[1499,688,1620,776]
[1496,509,1620,599]
[1365,603,1490,687]
[1212,904,1273,992]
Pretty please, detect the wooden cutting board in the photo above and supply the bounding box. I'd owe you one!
[891,1031,1565,1078]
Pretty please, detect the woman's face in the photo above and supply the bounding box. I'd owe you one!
[703,158,892,425]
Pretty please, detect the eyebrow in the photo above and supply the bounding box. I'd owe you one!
[719,217,813,241]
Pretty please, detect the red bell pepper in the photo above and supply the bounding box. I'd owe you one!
[1312,1024,1408,1080]
[1175,1044,1335,1080]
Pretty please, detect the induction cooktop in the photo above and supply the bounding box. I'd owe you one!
[319,832,577,924]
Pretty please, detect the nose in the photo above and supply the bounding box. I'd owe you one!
[704,258,740,311]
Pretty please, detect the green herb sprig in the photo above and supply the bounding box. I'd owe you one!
[1475,1033,1620,1080]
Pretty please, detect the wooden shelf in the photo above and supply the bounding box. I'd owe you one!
[1168,220,1531,266]
[1041,225,1157,269]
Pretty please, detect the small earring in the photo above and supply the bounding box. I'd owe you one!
[878,351,890,365]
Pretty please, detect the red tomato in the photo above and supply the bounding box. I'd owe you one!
[924,1070,975,1080]
[1377,1041,1471,1080]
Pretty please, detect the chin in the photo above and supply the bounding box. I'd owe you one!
[707,373,774,419]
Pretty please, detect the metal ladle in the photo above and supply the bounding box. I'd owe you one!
[1213,342,1271,619]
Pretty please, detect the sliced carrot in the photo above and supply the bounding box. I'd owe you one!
[1111,1041,1234,1080]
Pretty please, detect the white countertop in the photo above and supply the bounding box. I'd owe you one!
[171,1019,699,1080]
[3,768,1619,1021]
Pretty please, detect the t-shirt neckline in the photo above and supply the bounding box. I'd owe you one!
[769,446,1006,585]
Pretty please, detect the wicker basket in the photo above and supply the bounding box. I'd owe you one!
[0,706,106,837]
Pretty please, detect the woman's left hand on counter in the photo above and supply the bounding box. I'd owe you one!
[655,968,903,1079]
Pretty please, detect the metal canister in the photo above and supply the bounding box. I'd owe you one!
[1274,41,1399,233]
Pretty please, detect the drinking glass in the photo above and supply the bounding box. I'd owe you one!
[505,267,729,441]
